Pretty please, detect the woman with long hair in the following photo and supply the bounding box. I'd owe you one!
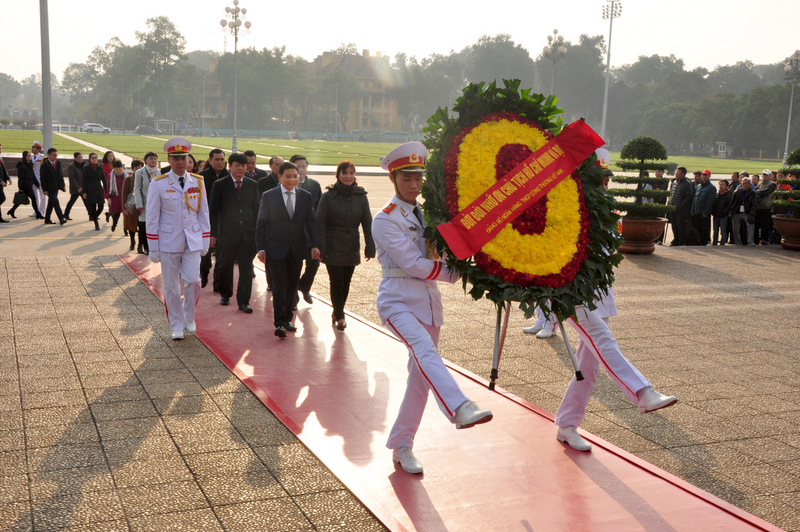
[101,151,115,223]
[8,150,43,219]
[106,160,126,232]
[83,153,107,230]
[316,161,375,330]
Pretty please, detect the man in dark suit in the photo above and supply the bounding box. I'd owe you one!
[244,150,268,181]
[290,154,322,306]
[255,161,320,338]
[256,155,282,197]
[200,148,230,289]
[40,148,67,225]
[209,152,261,313]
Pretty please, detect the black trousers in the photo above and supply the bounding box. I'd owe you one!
[45,192,65,222]
[326,264,355,320]
[691,214,711,245]
[137,221,149,252]
[671,211,689,245]
[268,250,302,327]
[216,239,256,306]
[297,251,319,295]
[755,209,772,244]
[87,201,104,221]
[200,249,219,291]
[63,193,81,217]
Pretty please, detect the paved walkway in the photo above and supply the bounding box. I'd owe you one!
[0,190,798,530]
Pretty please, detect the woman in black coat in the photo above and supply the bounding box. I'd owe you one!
[316,161,376,330]
[82,153,108,230]
[8,151,43,219]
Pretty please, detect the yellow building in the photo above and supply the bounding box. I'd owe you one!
[307,50,403,134]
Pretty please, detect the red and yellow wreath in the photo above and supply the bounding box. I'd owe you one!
[423,81,621,319]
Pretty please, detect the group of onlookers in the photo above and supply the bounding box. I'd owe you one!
[667,167,796,246]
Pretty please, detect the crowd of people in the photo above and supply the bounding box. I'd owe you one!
[666,167,796,246]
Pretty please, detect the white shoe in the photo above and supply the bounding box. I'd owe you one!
[185,321,196,334]
[171,330,185,341]
[637,386,678,413]
[523,325,543,335]
[392,447,423,474]
[556,426,592,452]
[535,328,555,339]
[454,401,493,429]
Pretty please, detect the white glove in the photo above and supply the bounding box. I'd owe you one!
[149,251,161,263]
[201,248,209,257]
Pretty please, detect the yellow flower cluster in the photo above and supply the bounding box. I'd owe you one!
[456,119,582,276]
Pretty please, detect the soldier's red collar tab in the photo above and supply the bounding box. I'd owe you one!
[383,202,397,214]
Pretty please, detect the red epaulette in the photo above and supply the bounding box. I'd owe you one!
[383,202,397,214]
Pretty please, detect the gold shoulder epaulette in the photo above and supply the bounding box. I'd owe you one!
[192,172,203,179]
[154,173,169,181]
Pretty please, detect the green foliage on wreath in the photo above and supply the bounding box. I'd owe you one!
[421,79,622,320]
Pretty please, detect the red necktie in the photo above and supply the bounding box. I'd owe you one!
[235,180,241,191]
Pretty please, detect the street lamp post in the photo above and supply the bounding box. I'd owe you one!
[782,50,800,165]
[600,0,622,144]
[542,29,567,95]
[220,0,251,153]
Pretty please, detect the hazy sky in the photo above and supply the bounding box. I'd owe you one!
[4,0,799,82]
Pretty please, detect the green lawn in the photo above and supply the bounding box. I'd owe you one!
[0,129,786,174]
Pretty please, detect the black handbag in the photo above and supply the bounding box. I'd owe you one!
[13,191,30,205]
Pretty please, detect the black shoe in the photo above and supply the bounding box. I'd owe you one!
[111,223,116,232]
[64,215,72,221]
[274,326,286,338]
[44,220,55,225]
[123,229,128,236]
[137,246,144,254]
[94,220,100,231]
[201,276,208,288]
[0,219,8,223]
[284,322,297,332]
[8,210,16,218]
[220,296,230,306]
[238,304,253,313]
[129,243,135,251]
[300,290,313,304]
[105,212,110,223]
[60,219,67,225]
[36,214,44,219]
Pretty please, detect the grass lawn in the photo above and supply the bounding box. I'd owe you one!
[0,129,786,174]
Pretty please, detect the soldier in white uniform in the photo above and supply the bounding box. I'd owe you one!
[554,163,678,452]
[30,141,47,218]
[373,141,493,475]
[146,137,210,340]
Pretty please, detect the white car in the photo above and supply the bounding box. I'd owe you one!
[82,122,110,134]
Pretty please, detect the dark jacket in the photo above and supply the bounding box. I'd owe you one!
[16,160,37,189]
[82,163,108,204]
[670,178,693,214]
[200,166,230,200]
[66,161,85,194]
[40,158,65,195]
[755,180,776,210]
[255,186,320,260]
[712,190,731,218]
[209,175,261,251]
[691,180,716,216]
[317,182,376,266]
[257,172,279,197]
[729,187,757,217]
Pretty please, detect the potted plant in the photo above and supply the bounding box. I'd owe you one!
[773,147,800,250]
[608,136,672,254]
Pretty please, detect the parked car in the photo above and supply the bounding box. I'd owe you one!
[135,125,163,135]
[82,122,110,134]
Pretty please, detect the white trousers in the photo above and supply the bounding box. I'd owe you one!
[534,304,558,333]
[385,312,469,450]
[555,307,650,428]
[34,186,47,215]
[160,251,201,332]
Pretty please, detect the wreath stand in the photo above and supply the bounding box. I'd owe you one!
[488,302,584,390]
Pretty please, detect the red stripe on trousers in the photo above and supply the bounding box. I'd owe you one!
[387,318,454,417]
[568,316,637,398]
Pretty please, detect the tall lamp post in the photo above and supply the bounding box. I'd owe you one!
[542,29,567,95]
[782,50,800,165]
[600,0,622,144]
[220,0,251,154]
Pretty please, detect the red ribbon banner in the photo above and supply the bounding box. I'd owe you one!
[437,119,604,260]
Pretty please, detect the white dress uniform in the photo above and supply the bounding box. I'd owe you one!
[373,194,470,450]
[31,147,47,216]
[146,167,210,334]
[554,286,650,428]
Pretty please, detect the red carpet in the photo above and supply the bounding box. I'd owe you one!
[120,254,780,531]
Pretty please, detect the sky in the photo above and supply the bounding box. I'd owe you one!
[3,0,799,82]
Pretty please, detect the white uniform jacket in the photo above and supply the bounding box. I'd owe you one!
[145,171,210,253]
[373,196,459,327]
[588,286,618,319]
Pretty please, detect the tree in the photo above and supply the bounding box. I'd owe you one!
[0,73,20,115]
[707,61,762,96]
[463,34,535,89]
[136,16,187,118]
